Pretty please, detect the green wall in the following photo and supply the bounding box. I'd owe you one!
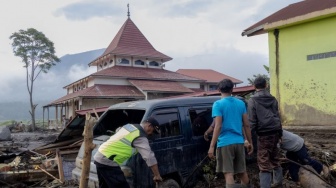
[268,16,336,126]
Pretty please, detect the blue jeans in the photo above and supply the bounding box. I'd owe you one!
[286,145,323,182]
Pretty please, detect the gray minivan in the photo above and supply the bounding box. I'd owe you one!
[72,96,220,188]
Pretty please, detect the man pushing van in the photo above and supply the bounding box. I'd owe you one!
[93,117,162,188]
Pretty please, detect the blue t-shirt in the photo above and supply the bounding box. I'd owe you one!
[212,96,246,147]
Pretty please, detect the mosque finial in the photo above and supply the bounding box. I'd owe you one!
[127,3,130,18]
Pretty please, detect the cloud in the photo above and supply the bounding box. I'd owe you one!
[166,46,269,84]
[67,64,96,81]
[55,0,125,21]
[0,0,303,104]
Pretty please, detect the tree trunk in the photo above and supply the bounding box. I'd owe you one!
[79,113,97,188]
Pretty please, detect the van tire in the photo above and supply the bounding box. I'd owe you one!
[160,179,180,188]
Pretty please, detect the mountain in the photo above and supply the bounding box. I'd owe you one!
[0,48,105,122]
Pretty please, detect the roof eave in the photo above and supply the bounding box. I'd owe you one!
[242,7,336,37]
[88,53,172,67]
[242,24,266,37]
[264,7,336,30]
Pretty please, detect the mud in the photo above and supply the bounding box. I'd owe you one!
[195,126,336,188]
[1,126,336,188]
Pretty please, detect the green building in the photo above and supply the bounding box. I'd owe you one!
[242,0,336,126]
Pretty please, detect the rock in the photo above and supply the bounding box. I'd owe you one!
[299,165,331,188]
[0,126,11,141]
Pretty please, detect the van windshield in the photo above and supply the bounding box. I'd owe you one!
[93,109,146,136]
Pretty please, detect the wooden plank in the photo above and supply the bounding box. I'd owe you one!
[56,149,65,182]
[79,113,96,188]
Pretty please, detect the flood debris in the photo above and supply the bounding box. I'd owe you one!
[0,127,81,187]
[299,165,334,188]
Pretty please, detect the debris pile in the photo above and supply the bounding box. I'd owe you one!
[0,127,82,187]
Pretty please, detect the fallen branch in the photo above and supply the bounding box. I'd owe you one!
[280,157,336,188]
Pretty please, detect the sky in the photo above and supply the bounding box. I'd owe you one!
[0,0,302,102]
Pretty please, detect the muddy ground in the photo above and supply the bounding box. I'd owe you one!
[195,126,336,188]
[1,126,336,188]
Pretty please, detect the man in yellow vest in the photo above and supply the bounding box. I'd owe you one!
[94,117,162,188]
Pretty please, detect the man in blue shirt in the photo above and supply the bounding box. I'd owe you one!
[208,79,253,188]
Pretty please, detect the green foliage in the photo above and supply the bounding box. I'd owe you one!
[247,74,270,86]
[202,158,216,180]
[9,28,60,131]
[0,120,16,127]
[10,28,60,74]
[247,65,270,92]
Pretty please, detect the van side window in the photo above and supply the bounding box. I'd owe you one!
[189,108,212,136]
[152,109,180,138]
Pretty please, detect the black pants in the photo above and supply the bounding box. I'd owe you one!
[94,161,130,188]
[286,145,323,182]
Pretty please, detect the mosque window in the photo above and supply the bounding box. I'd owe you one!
[118,58,130,64]
[149,61,159,66]
[135,60,145,66]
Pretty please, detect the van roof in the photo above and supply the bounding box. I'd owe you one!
[108,96,221,110]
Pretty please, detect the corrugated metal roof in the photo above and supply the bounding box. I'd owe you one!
[129,79,193,93]
[50,84,144,105]
[243,0,336,36]
[166,85,255,98]
[90,18,172,65]
[176,69,243,84]
[91,66,204,81]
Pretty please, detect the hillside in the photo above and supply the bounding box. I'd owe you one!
[0,48,105,122]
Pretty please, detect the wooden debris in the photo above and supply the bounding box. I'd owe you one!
[299,165,332,188]
[56,149,65,182]
[79,112,97,188]
[37,166,63,184]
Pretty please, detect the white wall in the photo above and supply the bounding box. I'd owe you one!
[180,82,201,89]
[93,78,130,85]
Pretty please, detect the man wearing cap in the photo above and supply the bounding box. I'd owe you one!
[94,117,162,188]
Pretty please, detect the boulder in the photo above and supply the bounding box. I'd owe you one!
[0,126,11,141]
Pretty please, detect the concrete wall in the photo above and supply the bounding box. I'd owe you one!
[268,16,336,126]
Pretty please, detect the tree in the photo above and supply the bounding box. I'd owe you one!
[247,65,270,84]
[247,65,270,92]
[10,28,60,131]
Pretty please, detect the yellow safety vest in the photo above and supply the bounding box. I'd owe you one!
[98,124,143,165]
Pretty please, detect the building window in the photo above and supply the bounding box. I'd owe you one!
[135,60,145,66]
[104,62,107,67]
[109,60,113,64]
[118,58,130,64]
[149,61,159,66]
[209,85,217,91]
[307,51,336,61]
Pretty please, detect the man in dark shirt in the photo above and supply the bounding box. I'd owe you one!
[248,77,283,188]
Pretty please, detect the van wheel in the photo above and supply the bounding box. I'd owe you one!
[159,179,180,188]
